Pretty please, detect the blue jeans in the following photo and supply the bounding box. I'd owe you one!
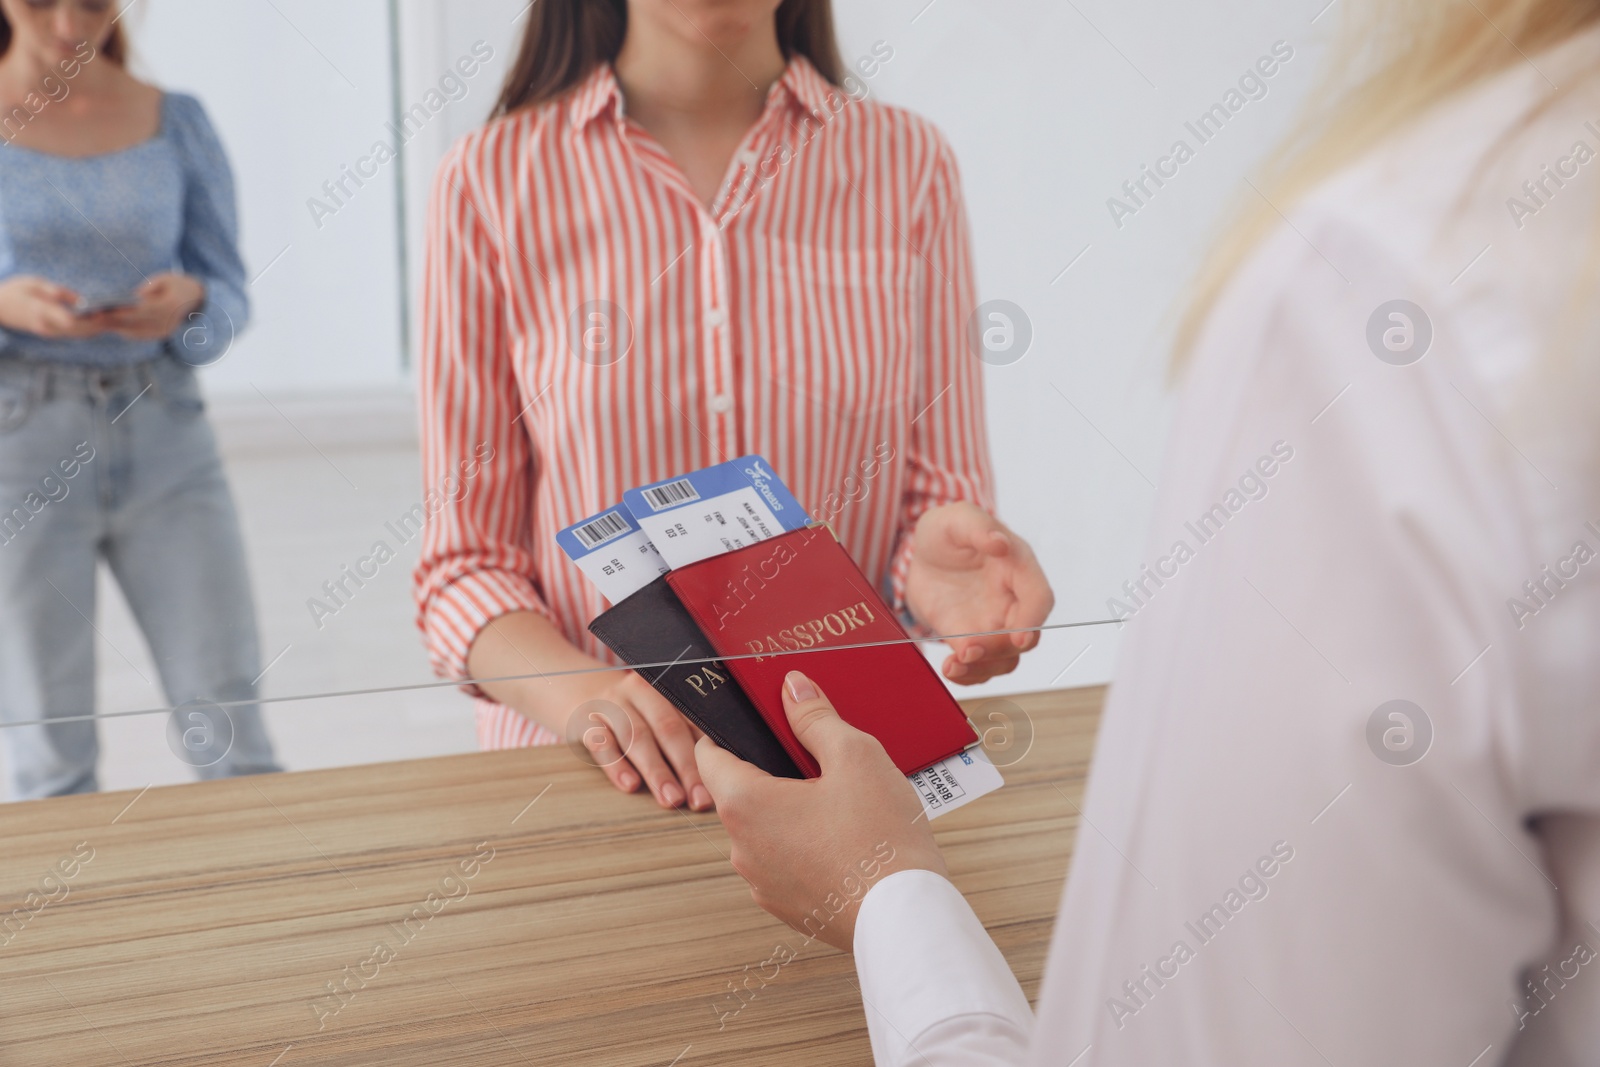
[0,355,279,800]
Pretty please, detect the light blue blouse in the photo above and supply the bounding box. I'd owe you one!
[0,92,248,366]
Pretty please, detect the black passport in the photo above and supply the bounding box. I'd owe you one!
[588,576,803,779]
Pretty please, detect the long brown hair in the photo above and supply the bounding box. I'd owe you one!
[0,7,127,64]
[491,0,842,118]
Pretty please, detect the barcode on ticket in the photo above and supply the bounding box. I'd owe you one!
[573,510,630,548]
[641,479,700,510]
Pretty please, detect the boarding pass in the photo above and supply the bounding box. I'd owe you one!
[555,505,670,604]
[622,455,813,569]
[574,459,1002,815]
[911,747,1005,820]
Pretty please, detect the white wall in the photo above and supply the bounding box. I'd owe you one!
[128,0,406,393]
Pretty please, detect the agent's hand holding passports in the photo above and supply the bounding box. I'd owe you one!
[696,670,949,952]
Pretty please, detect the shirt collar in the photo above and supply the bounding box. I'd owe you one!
[568,63,621,129]
[568,54,837,131]
[769,54,837,118]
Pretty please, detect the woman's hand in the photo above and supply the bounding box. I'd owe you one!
[466,610,714,811]
[904,502,1055,684]
[0,276,108,339]
[101,272,205,341]
[697,671,946,952]
[563,664,715,811]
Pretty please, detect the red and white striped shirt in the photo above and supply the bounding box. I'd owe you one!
[413,56,995,749]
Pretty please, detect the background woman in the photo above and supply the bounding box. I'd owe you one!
[702,0,1600,1062]
[414,0,1052,810]
[0,0,278,798]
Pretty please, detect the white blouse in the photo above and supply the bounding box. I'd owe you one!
[853,27,1600,1067]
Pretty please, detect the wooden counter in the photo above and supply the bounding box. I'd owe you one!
[0,686,1102,1065]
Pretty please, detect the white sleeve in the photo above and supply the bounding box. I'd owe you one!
[853,869,1033,1066]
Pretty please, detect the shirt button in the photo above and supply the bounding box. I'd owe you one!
[709,393,733,415]
[705,307,728,328]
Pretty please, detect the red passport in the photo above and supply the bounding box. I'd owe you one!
[665,527,977,777]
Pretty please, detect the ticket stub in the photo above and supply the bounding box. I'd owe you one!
[555,505,670,604]
[911,748,1005,820]
[623,455,812,568]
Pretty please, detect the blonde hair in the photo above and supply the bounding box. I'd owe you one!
[1172,0,1600,367]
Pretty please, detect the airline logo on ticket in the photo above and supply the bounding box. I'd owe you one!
[623,455,811,568]
[911,748,1005,820]
[556,505,670,604]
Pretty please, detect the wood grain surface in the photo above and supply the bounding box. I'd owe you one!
[0,686,1102,1066]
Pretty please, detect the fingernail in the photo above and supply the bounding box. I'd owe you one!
[692,785,712,810]
[785,671,817,702]
[662,782,685,807]
[619,772,637,791]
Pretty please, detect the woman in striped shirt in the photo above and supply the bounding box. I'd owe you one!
[414,0,1051,811]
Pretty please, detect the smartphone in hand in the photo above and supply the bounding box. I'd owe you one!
[72,291,139,317]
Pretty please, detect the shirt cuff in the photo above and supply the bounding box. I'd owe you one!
[853,869,1033,1066]
[422,568,551,697]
